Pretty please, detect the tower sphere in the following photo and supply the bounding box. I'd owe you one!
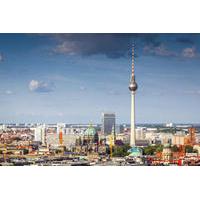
[129,81,138,91]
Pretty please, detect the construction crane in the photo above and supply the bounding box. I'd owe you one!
[59,130,63,145]
[58,129,65,155]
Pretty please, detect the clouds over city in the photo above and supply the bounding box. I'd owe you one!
[52,34,133,58]
[49,33,200,60]
[181,47,199,58]
[143,44,177,57]
[29,80,55,93]
[143,44,200,59]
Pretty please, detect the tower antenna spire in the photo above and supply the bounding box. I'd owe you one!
[132,44,135,79]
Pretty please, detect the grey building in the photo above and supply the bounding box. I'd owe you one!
[101,113,115,135]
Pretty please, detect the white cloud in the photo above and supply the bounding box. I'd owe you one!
[54,41,78,55]
[0,90,14,95]
[143,44,177,57]
[5,90,13,95]
[80,86,86,91]
[181,47,197,58]
[144,44,200,59]
[29,80,54,93]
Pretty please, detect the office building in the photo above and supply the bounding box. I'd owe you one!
[101,113,115,135]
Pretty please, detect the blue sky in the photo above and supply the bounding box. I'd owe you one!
[0,33,200,124]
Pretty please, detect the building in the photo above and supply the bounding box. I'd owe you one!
[57,123,65,135]
[136,127,146,140]
[34,124,46,145]
[101,113,115,135]
[46,134,77,149]
[162,144,172,160]
[172,134,185,146]
[165,122,174,127]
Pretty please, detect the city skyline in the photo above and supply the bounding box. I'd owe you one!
[1,34,200,123]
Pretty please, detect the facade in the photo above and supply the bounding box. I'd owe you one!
[101,113,115,135]
[34,124,46,145]
[46,134,77,149]
[162,144,172,160]
[172,134,185,146]
[56,123,65,135]
[136,127,146,140]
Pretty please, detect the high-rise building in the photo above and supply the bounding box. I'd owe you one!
[101,113,115,135]
[129,45,138,147]
[34,124,46,145]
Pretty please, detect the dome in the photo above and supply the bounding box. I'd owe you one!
[84,126,96,136]
[128,147,142,157]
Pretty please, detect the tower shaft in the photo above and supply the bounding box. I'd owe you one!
[130,91,136,146]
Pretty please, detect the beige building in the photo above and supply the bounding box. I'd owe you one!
[172,135,185,146]
[46,134,77,149]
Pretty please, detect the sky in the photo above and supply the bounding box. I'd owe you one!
[1,33,200,124]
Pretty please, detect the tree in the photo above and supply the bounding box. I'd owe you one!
[185,145,193,153]
[115,140,124,146]
[112,144,131,157]
[185,145,197,153]
[143,146,155,155]
[156,145,163,153]
[171,145,179,152]
[23,149,29,155]
[143,145,163,155]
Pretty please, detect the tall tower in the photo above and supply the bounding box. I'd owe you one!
[129,45,138,147]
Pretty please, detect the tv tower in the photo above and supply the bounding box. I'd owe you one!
[129,45,138,147]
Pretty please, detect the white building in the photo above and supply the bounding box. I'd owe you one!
[34,124,46,145]
[0,124,7,131]
[136,127,146,140]
[57,123,65,135]
[165,123,174,127]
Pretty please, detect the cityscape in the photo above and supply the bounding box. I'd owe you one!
[1,33,200,166]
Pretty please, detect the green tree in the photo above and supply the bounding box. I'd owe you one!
[185,145,198,153]
[113,144,131,157]
[185,145,193,153]
[143,146,155,155]
[156,145,163,153]
[171,145,179,152]
[143,145,163,155]
[23,149,29,155]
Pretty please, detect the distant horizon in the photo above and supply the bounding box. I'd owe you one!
[1,121,200,125]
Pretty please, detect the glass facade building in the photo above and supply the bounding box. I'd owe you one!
[101,113,115,135]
